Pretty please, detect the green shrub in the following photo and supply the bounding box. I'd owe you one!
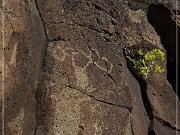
[136,9,147,20]
[124,47,165,80]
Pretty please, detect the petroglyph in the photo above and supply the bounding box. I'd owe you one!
[88,47,113,73]
[86,84,97,93]
[52,41,113,73]
[53,96,80,135]
[75,49,93,69]
[74,66,89,89]
[91,103,102,113]
[101,56,113,73]
[9,43,17,67]
[52,44,74,62]
[125,118,133,135]
[51,41,113,92]
[4,32,20,67]
[93,120,103,135]
[72,51,89,89]
[50,88,91,135]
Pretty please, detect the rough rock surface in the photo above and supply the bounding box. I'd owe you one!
[35,1,150,134]
[133,0,180,130]
[124,3,180,131]
[147,2,179,95]
[0,0,179,135]
[0,0,47,134]
[149,118,180,135]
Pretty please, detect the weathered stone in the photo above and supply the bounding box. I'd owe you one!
[0,0,47,134]
[37,73,132,135]
[122,9,162,48]
[35,0,150,134]
[0,0,179,134]
[124,1,180,132]
[147,3,178,92]
[149,118,180,135]
[147,76,180,129]
[35,31,149,135]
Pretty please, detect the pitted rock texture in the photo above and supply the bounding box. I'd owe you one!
[149,119,180,135]
[1,0,179,135]
[0,0,47,134]
[36,36,149,135]
[123,4,180,132]
[147,3,179,95]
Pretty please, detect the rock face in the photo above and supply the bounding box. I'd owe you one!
[123,4,180,133]
[147,2,179,96]
[35,1,150,134]
[0,0,47,134]
[0,0,179,135]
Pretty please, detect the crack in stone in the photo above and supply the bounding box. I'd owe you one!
[90,1,121,21]
[126,69,149,135]
[48,36,67,43]
[155,117,180,131]
[147,3,177,93]
[31,2,158,134]
[123,48,154,134]
[33,126,37,135]
[125,55,179,133]
[45,20,117,43]
[91,2,106,12]
[88,46,109,71]
[66,83,135,135]
[106,73,118,90]
[148,119,154,133]
[130,114,135,135]
[66,85,132,112]
[33,0,49,135]
[34,0,48,41]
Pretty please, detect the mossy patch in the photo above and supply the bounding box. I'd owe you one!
[124,47,165,80]
[136,9,147,20]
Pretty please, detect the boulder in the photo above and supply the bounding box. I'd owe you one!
[35,0,150,134]
[0,0,47,134]
[0,0,179,134]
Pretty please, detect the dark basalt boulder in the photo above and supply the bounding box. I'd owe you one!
[0,0,47,134]
[0,0,179,134]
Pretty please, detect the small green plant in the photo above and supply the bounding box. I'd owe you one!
[136,9,147,20]
[124,47,165,80]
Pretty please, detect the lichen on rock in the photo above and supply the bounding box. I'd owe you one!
[136,9,147,20]
[124,47,165,80]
